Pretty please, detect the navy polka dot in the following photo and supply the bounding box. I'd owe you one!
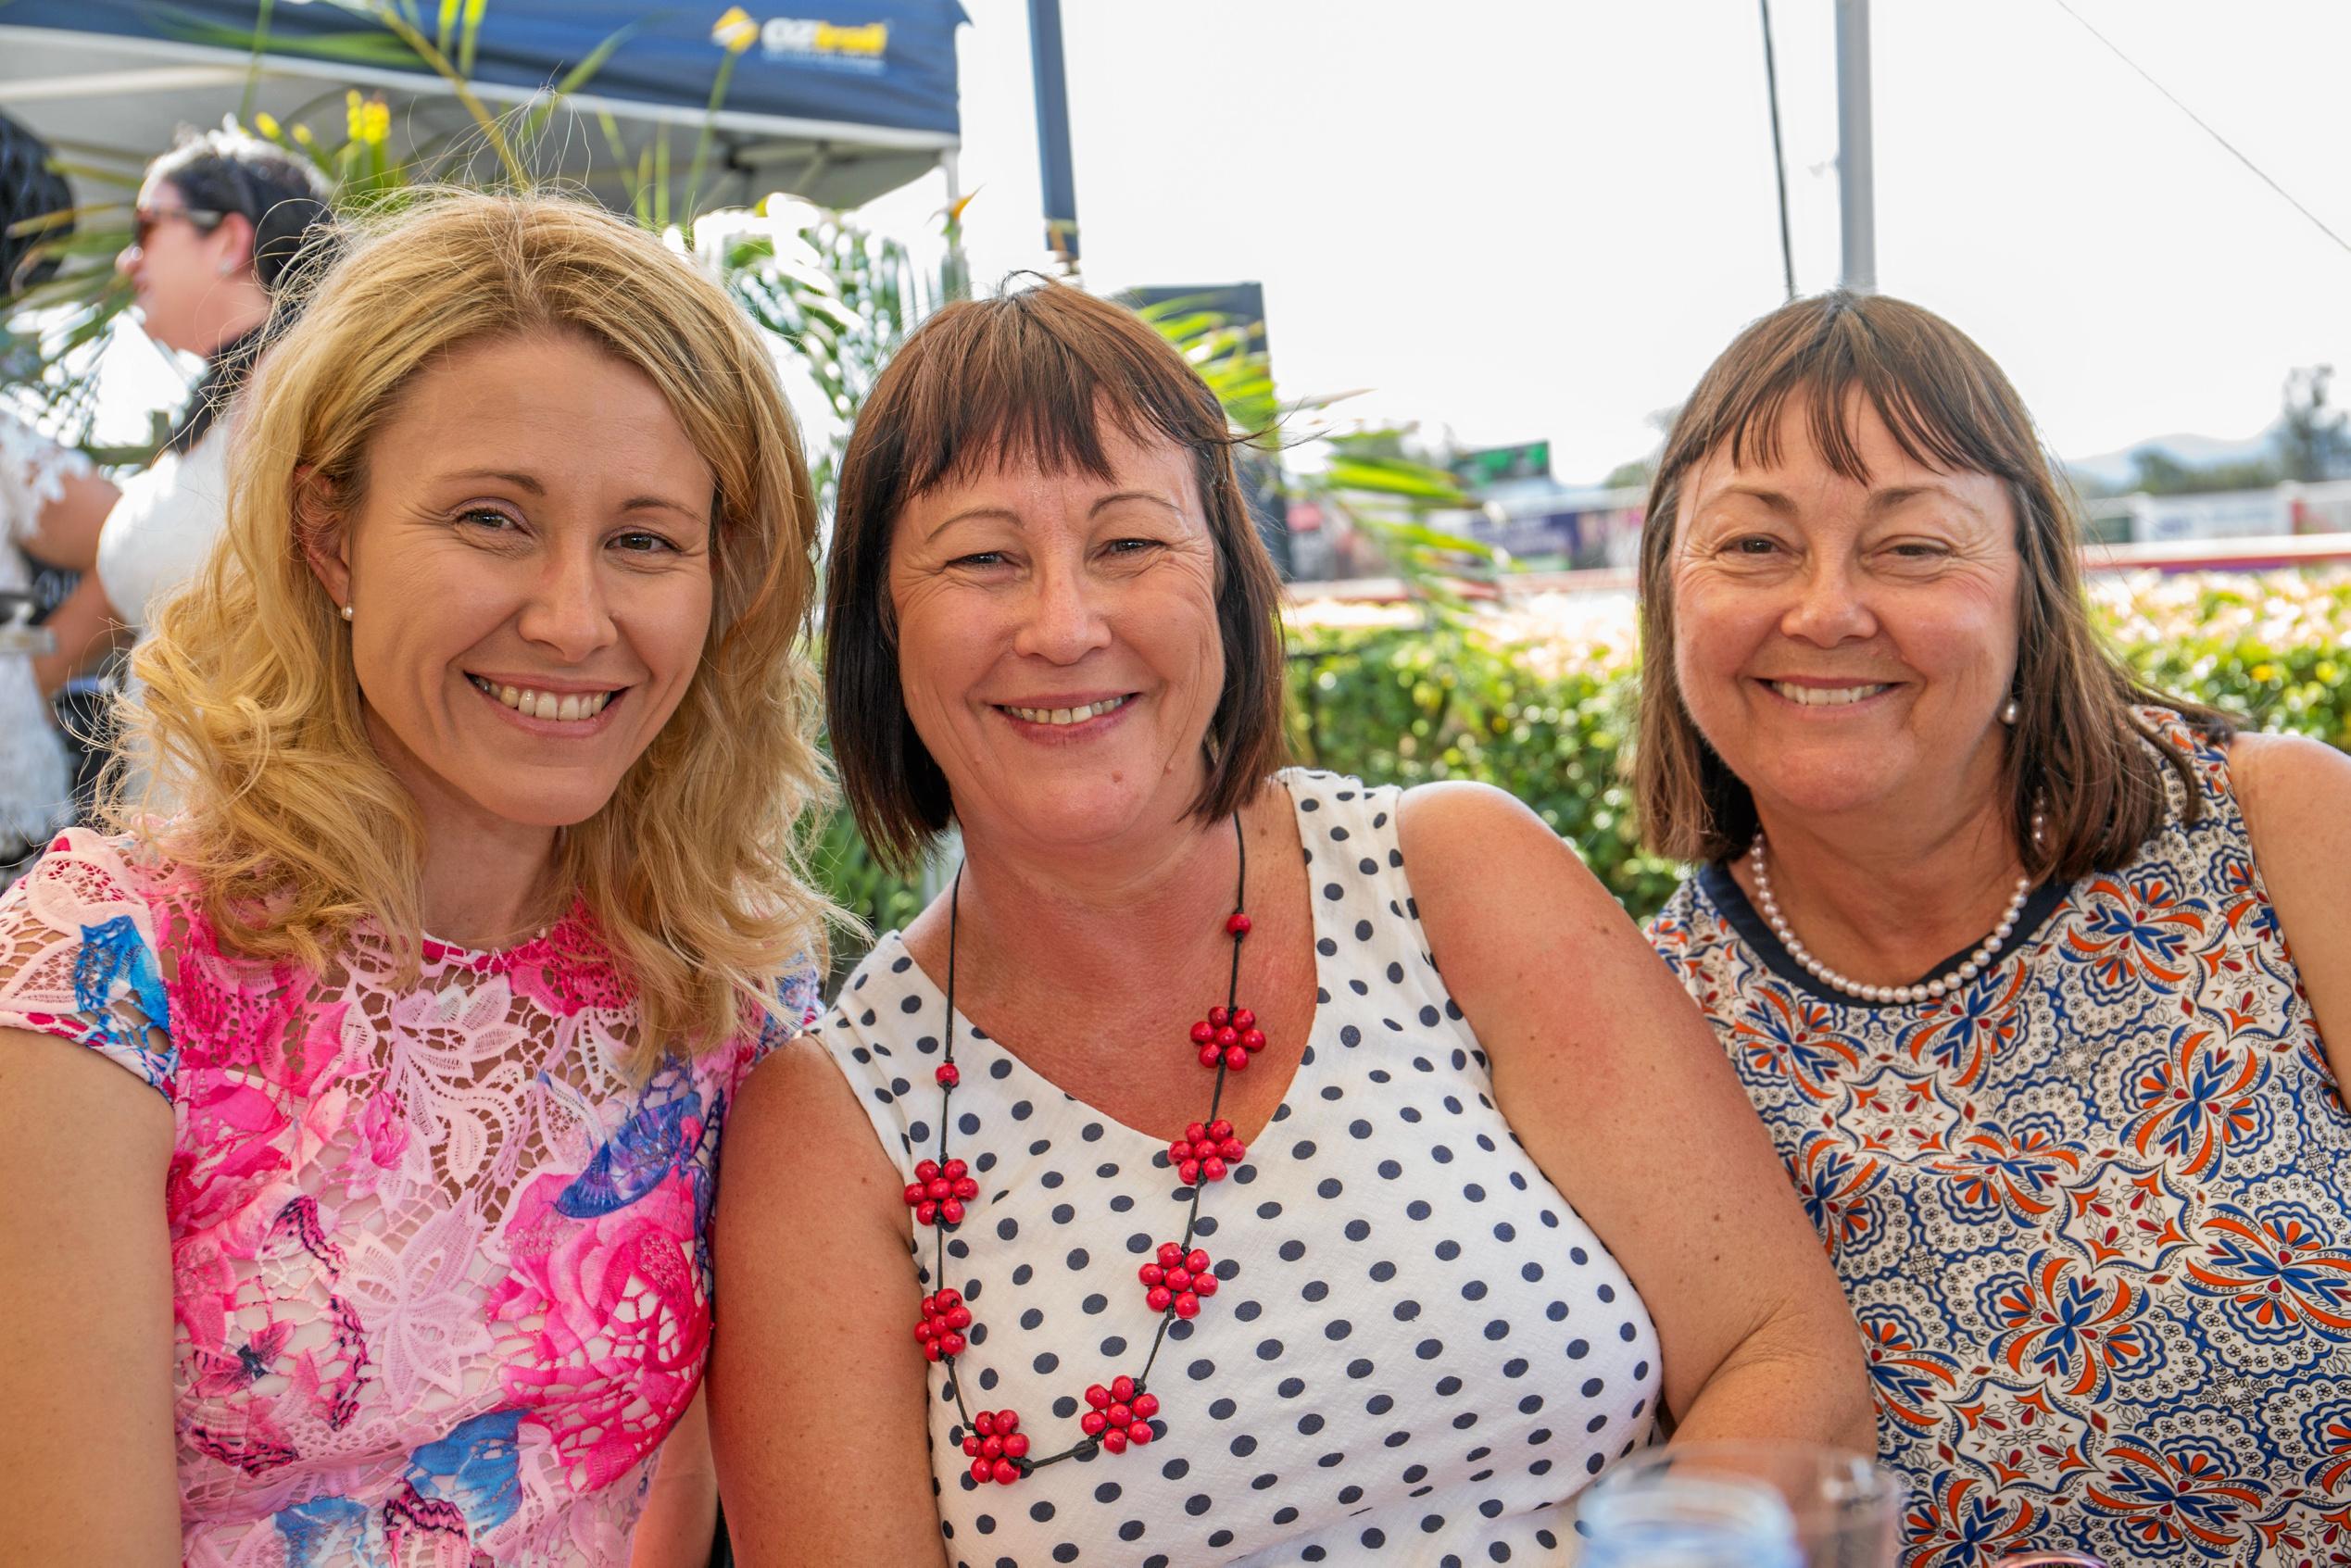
[813,772,1659,1563]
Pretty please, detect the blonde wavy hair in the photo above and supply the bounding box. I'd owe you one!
[119,189,832,1067]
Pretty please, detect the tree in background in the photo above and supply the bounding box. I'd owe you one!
[2275,366,2351,483]
[2124,364,2351,496]
[2128,446,2283,496]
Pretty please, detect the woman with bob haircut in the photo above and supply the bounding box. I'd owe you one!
[0,190,830,1566]
[1639,290,2351,1565]
[709,280,1872,1566]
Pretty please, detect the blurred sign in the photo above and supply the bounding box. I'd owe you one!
[1463,498,1647,570]
[2130,488,2292,544]
[1452,441,1552,490]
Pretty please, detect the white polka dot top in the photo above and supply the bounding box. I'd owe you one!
[812,771,1662,1567]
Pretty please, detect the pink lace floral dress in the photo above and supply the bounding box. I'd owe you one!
[0,830,818,1566]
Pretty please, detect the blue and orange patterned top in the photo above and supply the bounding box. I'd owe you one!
[1648,709,2348,1568]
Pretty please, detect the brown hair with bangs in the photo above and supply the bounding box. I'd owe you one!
[1634,289,2233,875]
[826,280,1288,872]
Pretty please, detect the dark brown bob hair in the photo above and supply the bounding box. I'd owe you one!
[1635,290,2233,878]
[825,281,1288,872]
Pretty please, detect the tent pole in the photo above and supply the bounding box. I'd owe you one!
[1835,0,1875,293]
[1026,0,1079,270]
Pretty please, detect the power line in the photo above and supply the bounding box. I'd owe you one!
[1758,0,1795,301]
[2048,0,2351,261]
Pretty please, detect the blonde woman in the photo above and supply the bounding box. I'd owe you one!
[0,192,830,1566]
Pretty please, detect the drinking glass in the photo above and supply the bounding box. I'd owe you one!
[1584,1441,1905,1568]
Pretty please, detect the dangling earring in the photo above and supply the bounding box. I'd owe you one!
[340,604,354,621]
[2000,697,2019,726]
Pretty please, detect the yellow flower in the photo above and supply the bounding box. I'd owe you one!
[711,6,759,53]
[254,111,282,140]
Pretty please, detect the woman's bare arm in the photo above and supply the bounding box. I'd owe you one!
[2232,731,2351,1084]
[0,1028,181,1564]
[33,572,128,697]
[709,1037,949,1567]
[1401,782,1875,1451]
[17,465,119,574]
[629,1386,715,1568]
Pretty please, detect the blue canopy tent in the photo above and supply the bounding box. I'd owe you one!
[0,1,965,215]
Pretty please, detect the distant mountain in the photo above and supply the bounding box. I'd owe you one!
[2067,424,2278,492]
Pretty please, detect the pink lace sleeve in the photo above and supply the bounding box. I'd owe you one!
[0,829,178,1098]
[718,958,823,1100]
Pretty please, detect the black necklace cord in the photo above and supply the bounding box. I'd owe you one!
[927,811,1250,1476]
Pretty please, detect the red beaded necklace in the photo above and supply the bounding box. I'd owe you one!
[906,812,1263,1487]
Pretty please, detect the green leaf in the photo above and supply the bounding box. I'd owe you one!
[683,49,741,228]
[459,0,489,79]
[15,228,134,260]
[1323,455,1467,503]
[3,203,119,238]
[239,0,278,120]
[152,10,425,66]
[42,161,147,190]
[522,23,635,143]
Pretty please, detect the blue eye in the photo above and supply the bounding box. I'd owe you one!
[460,507,519,531]
[950,551,1006,568]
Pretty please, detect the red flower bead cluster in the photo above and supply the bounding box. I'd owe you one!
[962,1409,1029,1485]
[913,832,1257,1487]
[904,1157,977,1228]
[913,1287,972,1361]
[1187,1005,1267,1072]
[1165,1119,1247,1185]
[1138,1241,1219,1317]
[1080,1376,1160,1453]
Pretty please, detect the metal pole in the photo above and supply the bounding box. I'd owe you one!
[1026,0,1080,268]
[939,148,971,302]
[1834,0,1875,293]
[1759,0,1795,301]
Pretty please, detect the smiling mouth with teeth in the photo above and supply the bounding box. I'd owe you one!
[1766,681,1893,707]
[468,674,619,722]
[1000,696,1133,727]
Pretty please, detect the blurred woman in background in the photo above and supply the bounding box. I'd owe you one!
[40,126,333,711]
[0,109,119,877]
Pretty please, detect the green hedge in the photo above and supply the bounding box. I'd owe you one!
[815,569,2351,963]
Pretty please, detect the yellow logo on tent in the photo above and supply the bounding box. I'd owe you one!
[711,6,760,53]
[756,17,889,60]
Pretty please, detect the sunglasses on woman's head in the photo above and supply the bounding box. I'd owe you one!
[131,204,228,248]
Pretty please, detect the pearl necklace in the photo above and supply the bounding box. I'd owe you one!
[1746,804,2044,1006]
